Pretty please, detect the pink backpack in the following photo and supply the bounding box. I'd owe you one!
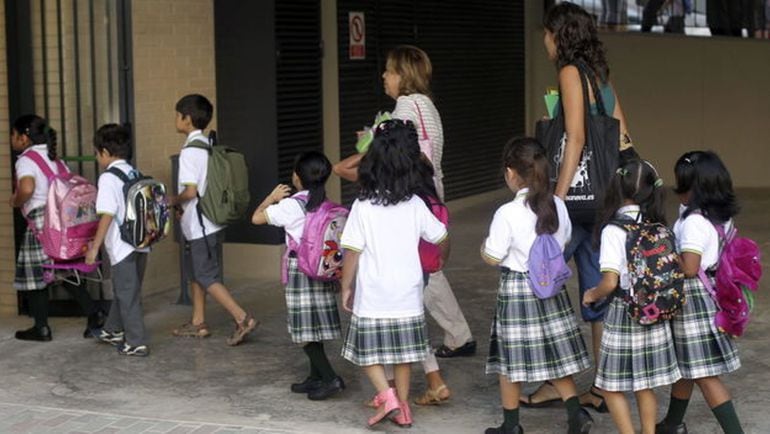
[419,196,448,273]
[282,197,348,283]
[698,222,762,337]
[23,152,99,261]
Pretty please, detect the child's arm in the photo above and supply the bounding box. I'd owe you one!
[340,250,360,313]
[333,153,364,182]
[168,184,197,208]
[583,271,619,306]
[439,236,451,265]
[480,241,501,266]
[85,214,113,265]
[678,252,702,278]
[251,184,292,225]
[10,177,35,208]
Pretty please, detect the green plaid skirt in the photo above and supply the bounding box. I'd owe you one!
[486,270,591,382]
[285,257,341,344]
[671,277,740,379]
[14,208,53,291]
[595,297,681,392]
[342,314,429,366]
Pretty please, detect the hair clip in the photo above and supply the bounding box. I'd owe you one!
[616,168,629,176]
[683,157,692,164]
[654,178,664,189]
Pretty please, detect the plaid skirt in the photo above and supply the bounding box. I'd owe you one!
[595,297,681,392]
[671,277,740,379]
[14,208,53,291]
[285,257,342,344]
[341,314,429,366]
[486,270,591,383]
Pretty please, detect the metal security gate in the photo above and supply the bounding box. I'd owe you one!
[337,0,525,202]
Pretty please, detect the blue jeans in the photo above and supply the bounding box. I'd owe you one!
[564,221,608,322]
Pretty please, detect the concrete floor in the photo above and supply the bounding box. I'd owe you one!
[0,188,768,434]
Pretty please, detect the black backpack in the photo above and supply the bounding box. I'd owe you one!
[610,216,685,325]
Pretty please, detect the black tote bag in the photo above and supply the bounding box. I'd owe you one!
[536,62,620,225]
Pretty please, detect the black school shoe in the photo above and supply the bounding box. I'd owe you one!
[485,424,524,434]
[15,325,52,342]
[291,377,323,394]
[434,340,477,358]
[83,310,107,338]
[656,420,688,434]
[568,408,593,434]
[307,376,345,401]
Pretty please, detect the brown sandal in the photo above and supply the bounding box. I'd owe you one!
[172,322,211,338]
[414,384,451,406]
[226,313,259,346]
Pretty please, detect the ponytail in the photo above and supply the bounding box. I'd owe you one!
[293,151,332,213]
[46,127,58,160]
[502,137,558,235]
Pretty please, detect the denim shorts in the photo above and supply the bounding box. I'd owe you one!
[564,221,608,322]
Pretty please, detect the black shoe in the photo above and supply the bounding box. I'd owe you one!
[307,376,345,401]
[568,408,593,434]
[84,310,107,338]
[435,340,477,358]
[15,326,52,342]
[290,377,323,394]
[485,424,523,434]
[656,420,688,434]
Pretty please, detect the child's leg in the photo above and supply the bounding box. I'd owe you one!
[28,289,50,328]
[112,254,147,346]
[551,376,592,430]
[696,376,744,433]
[364,364,391,393]
[393,363,411,402]
[498,375,521,429]
[662,379,694,426]
[61,281,96,316]
[302,343,322,380]
[303,341,338,382]
[205,282,247,322]
[603,391,635,434]
[190,281,206,325]
[635,389,656,434]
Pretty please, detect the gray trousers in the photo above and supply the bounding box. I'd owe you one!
[105,252,148,346]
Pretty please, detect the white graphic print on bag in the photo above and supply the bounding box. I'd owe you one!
[554,134,593,198]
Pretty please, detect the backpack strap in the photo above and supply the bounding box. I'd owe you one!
[21,151,58,181]
[107,167,131,183]
[185,138,215,257]
[186,139,212,155]
[413,101,430,141]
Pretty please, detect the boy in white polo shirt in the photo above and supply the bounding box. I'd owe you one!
[168,94,257,345]
[86,124,150,357]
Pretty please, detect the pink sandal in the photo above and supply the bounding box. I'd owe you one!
[367,388,400,427]
[391,400,413,428]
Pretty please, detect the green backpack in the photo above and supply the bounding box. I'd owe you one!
[187,133,250,226]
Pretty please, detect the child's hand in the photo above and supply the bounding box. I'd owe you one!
[341,287,354,313]
[85,246,99,265]
[270,184,291,203]
[582,287,602,307]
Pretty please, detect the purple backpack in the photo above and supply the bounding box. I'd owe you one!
[528,233,572,299]
[698,222,762,337]
[282,197,348,283]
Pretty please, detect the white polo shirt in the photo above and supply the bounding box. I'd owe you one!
[483,189,572,272]
[673,205,732,270]
[340,196,448,318]
[599,205,641,290]
[265,191,308,246]
[96,160,150,265]
[178,130,224,241]
[15,144,68,217]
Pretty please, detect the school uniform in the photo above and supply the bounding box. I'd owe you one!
[672,206,740,379]
[265,191,342,344]
[97,160,150,346]
[594,205,681,392]
[483,189,591,383]
[13,145,65,291]
[178,130,225,290]
[340,196,447,366]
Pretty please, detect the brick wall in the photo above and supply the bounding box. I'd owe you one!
[0,0,15,315]
[131,0,217,296]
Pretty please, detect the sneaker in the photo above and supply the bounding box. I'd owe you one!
[117,343,149,357]
[226,313,259,346]
[291,377,323,394]
[93,329,125,346]
[308,376,345,401]
[15,325,52,342]
[84,310,107,338]
[172,322,211,338]
[568,408,593,434]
